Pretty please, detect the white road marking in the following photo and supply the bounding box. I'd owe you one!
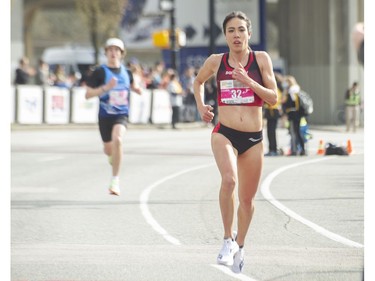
[260,157,364,248]
[210,264,258,281]
[139,162,260,280]
[139,163,215,246]
[140,157,363,279]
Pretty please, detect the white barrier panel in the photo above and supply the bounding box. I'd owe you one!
[129,89,152,124]
[11,86,15,123]
[44,86,70,124]
[17,85,43,124]
[71,87,98,124]
[151,89,172,124]
[12,86,173,125]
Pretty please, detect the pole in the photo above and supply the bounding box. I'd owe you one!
[170,0,177,70]
[209,0,216,55]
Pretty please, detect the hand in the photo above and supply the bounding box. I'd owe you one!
[232,62,250,84]
[199,105,214,123]
[105,77,118,91]
[134,86,142,95]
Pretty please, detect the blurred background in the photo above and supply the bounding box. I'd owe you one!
[10,0,364,125]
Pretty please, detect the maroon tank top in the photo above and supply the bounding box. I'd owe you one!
[216,52,264,107]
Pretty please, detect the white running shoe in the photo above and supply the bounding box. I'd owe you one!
[109,178,120,196]
[217,237,239,266]
[232,247,245,273]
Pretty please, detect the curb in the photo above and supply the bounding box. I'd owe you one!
[10,122,207,131]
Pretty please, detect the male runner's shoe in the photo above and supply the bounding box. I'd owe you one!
[109,178,120,196]
[232,247,245,273]
[217,237,239,266]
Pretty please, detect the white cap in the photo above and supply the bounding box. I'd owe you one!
[105,38,125,52]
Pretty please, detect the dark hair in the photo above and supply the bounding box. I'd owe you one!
[222,11,252,35]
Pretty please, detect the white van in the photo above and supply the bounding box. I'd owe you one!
[42,45,107,83]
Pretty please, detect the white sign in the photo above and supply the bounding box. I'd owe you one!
[71,87,99,124]
[129,90,152,124]
[16,85,43,124]
[44,86,70,124]
[151,89,172,124]
[11,86,15,123]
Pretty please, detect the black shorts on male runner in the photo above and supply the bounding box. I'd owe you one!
[212,123,263,155]
[98,115,128,142]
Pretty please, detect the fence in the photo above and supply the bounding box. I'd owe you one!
[11,85,174,125]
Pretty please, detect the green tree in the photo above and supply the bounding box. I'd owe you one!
[75,0,128,64]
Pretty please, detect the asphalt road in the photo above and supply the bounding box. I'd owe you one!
[10,123,365,281]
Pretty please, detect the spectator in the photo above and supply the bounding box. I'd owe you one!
[14,56,35,85]
[148,61,165,89]
[35,58,52,86]
[79,65,95,87]
[160,68,174,89]
[263,72,283,156]
[127,58,146,92]
[52,64,69,88]
[181,66,197,121]
[345,81,361,132]
[167,71,184,129]
[282,75,306,156]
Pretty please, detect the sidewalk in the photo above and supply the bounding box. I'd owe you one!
[10,121,207,131]
[309,124,364,133]
[11,122,364,131]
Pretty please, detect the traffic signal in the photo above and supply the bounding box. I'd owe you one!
[152,29,186,49]
[152,30,170,49]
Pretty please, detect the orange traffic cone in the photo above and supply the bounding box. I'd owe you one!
[347,139,353,154]
[317,140,325,155]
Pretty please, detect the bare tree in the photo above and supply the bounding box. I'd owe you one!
[75,0,128,64]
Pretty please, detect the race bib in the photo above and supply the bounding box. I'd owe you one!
[220,80,254,104]
[109,90,128,106]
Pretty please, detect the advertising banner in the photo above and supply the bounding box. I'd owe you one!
[151,89,172,124]
[71,87,98,123]
[11,86,15,123]
[16,85,43,124]
[129,90,152,124]
[44,86,70,124]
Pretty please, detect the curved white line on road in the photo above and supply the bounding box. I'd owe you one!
[140,163,260,280]
[139,163,215,246]
[260,157,364,248]
[210,264,258,281]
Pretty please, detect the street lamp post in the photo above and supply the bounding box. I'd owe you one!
[159,0,177,70]
[169,3,177,70]
[209,0,216,55]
